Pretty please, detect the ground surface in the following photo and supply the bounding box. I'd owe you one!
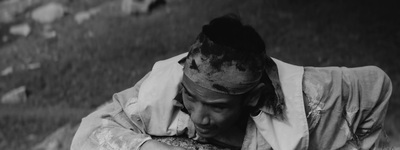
[0,0,399,149]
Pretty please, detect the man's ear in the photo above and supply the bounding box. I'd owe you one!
[245,83,265,107]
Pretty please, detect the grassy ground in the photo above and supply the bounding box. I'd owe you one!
[0,0,399,149]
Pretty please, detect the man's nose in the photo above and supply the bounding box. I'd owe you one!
[190,105,210,126]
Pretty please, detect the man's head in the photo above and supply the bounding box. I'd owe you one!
[181,14,268,138]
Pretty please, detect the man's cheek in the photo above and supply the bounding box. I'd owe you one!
[211,112,232,125]
[221,111,239,124]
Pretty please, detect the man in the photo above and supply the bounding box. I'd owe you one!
[71,14,392,150]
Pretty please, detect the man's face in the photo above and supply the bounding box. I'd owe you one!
[181,76,245,138]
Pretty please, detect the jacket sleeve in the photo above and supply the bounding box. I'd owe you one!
[71,73,152,150]
[335,66,393,150]
[347,66,392,149]
[303,66,392,150]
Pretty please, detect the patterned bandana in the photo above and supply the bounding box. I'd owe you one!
[182,33,264,95]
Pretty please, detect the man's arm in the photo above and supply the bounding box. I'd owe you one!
[348,66,392,149]
[303,66,392,149]
[336,66,392,149]
[71,72,186,150]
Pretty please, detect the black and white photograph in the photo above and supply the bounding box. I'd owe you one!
[0,0,399,149]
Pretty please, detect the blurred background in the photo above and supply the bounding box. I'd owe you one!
[0,0,399,149]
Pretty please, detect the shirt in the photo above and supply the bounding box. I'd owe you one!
[71,53,392,150]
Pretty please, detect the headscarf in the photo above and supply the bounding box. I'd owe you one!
[181,14,285,116]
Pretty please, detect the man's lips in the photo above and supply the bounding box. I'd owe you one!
[195,125,212,134]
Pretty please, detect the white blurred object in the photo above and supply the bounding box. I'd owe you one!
[121,0,156,14]
[74,12,91,24]
[0,66,13,76]
[1,86,27,104]
[41,24,57,38]
[74,8,100,24]
[0,63,40,76]
[31,2,65,24]
[9,23,31,36]
[42,30,57,38]
[27,62,41,70]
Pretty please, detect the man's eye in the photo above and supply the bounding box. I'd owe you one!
[183,93,195,102]
[184,91,192,98]
[186,96,195,102]
[212,105,226,112]
[183,91,197,100]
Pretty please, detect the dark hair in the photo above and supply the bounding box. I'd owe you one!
[192,14,267,72]
[203,14,266,56]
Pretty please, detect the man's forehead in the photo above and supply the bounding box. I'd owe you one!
[181,75,242,104]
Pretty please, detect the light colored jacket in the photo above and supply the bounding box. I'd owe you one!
[71,53,391,150]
